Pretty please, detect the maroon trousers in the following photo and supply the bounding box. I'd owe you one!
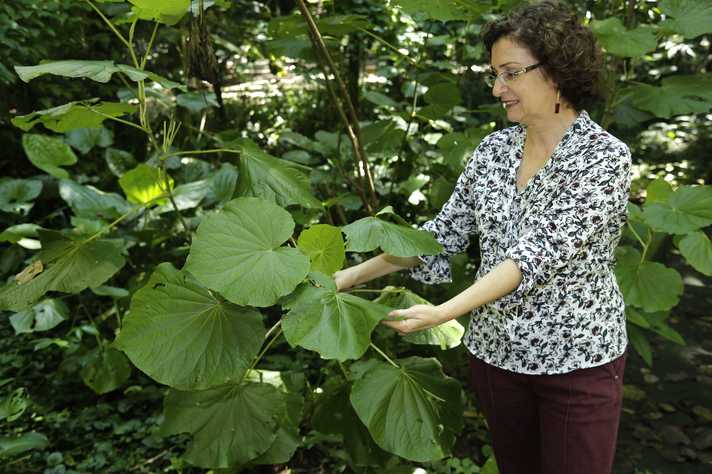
[468,352,626,474]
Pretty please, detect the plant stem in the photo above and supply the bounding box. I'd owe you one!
[84,0,132,51]
[165,148,241,157]
[369,342,399,368]
[357,28,421,68]
[244,325,283,381]
[296,0,378,212]
[141,22,160,69]
[627,221,649,263]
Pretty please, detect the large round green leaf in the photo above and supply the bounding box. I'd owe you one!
[185,197,310,307]
[614,246,683,312]
[342,216,443,257]
[349,357,464,462]
[0,230,126,311]
[374,287,464,349]
[65,127,113,155]
[297,224,345,275]
[160,383,285,468]
[282,281,391,361]
[642,185,712,234]
[591,18,658,58]
[234,138,321,209]
[678,231,712,276]
[115,263,265,390]
[659,0,712,38]
[22,134,77,179]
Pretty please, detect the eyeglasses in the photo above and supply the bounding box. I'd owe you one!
[484,63,542,88]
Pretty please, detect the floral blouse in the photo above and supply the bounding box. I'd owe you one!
[410,110,632,374]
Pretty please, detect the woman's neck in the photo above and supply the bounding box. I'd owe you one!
[524,106,579,153]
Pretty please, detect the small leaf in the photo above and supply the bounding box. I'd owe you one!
[0,179,43,214]
[119,164,173,205]
[65,127,113,155]
[185,197,310,307]
[9,299,68,334]
[22,134,77,179]
[79,345,132,394]
[297,224,345,275]
[374,287,464,349]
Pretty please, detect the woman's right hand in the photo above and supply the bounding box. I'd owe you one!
[333,267,359,291]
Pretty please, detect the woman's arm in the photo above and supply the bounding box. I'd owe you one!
[383,258,522,334]
[333,253,421,290]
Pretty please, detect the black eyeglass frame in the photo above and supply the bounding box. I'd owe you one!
[484,63,542,88]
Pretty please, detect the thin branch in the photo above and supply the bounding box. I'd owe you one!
[370,342,399,368]
[84,0,131,51]
[141,22,160,69]
[296,0,378,212]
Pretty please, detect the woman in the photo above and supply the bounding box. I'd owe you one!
[334,2,631,474]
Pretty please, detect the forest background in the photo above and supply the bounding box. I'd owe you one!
[1,0,712,473]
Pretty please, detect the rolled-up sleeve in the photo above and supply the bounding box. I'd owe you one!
[410,151,481,284]
[495,143,632,308]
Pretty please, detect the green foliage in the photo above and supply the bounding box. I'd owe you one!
[115,263,265,390]
[350,356,464,461]
[374,287,465,349]
[0,230,125,311]
[2,0,711,471]
[21,134,77,179]
[282,277,391,361]
[297,223,346,274]
[185,197,311,307]
[342,210,444,257]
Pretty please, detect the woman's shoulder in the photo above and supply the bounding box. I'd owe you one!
[578,111,631,158]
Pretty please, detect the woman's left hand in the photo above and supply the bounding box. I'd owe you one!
[382,304,448,335]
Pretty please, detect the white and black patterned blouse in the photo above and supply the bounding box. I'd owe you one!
[410,110,632,374]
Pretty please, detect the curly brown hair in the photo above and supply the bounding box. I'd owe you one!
[481,1,605,111]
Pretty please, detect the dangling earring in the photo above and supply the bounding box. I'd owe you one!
[555,90,561,114]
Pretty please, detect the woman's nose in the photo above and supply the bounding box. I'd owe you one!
[492,79,506,97]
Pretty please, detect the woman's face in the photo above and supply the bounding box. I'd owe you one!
[490,36,558,125]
